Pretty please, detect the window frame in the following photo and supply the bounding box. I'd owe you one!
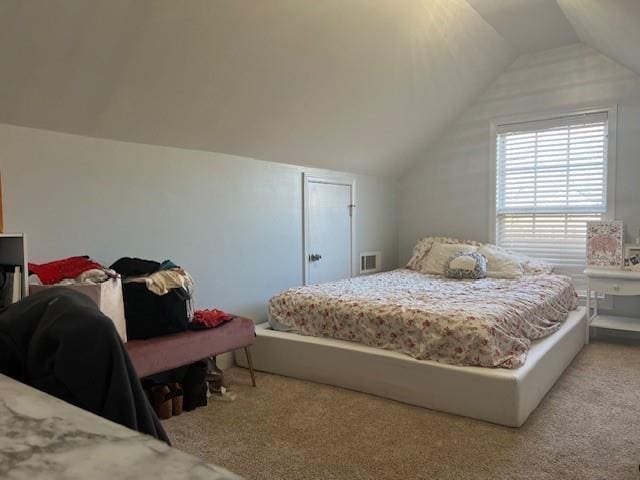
[488,105,617,299]
[489,105,617,244]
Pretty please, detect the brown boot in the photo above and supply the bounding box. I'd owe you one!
[168,382,183,416]
[150,385,173,420]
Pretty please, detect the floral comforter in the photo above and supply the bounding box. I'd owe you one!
[268,269,577,368]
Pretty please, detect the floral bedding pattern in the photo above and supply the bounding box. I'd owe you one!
[268,269,577,368]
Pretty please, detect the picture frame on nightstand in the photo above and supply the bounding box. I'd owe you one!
[623,243,640,271]
[586,220,625,269]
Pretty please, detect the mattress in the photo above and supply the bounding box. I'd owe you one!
[268,269,577,368]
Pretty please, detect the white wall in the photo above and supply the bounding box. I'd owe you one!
[399,43,640,316]
[0,125,398,322]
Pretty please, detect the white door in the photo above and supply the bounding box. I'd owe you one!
[304,176,353,285]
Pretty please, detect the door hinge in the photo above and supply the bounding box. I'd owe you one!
[348,204,356,217]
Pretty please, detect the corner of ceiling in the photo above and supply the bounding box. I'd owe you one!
[556,0,640,77]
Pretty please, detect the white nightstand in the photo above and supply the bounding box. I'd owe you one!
[584,268,640,343]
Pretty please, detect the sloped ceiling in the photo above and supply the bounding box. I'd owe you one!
[3,1,638,177]
[557,0,640,76]
[0,0,514,177]
[466,0,579,54]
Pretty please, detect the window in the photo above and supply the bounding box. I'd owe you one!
[494,111,612,292]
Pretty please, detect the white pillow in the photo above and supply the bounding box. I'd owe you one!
[419,243,479,275]
[523,257,554,275]
[478,245,524,279]
[408,237,483,271]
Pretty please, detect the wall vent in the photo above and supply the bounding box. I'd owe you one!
[360,251,381,274]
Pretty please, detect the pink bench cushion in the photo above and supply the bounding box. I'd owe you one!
[125,317,255,378]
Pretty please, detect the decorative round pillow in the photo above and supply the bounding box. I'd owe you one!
[444,252,487,280]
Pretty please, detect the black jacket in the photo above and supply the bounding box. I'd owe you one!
[0,288,169,444]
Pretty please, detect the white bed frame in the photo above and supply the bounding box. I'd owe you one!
[236,307,587,427]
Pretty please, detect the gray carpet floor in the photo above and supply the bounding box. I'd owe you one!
[163,341,640,479]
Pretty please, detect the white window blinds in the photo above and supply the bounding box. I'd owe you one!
[496,112,609,290]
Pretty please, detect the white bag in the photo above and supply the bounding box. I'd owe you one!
[30,277,127,342]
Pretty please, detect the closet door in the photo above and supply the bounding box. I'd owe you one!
[304,175,354,285]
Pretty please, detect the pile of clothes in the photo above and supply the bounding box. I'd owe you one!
[29,255,117,286]
[27,255,237,419]
[29,256,235,339]
[192,308,235,329]
[110,257,236,339]
[110,257,196,340]
[107,257,237,415]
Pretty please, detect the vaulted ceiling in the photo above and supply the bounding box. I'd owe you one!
[0,1,638,177]
[557,0,640,76]
[467,0,580,53]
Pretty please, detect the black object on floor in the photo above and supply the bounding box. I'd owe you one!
[142,361,208,414]
[0,287,170,444]
[182,360,208,411]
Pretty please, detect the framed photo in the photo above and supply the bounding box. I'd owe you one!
[586,220,624,269]
[624,244,640,271]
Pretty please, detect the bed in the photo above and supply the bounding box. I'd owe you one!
[267,269,577,369]
[236,240,587,426]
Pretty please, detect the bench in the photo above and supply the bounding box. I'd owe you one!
[125,316,256,386]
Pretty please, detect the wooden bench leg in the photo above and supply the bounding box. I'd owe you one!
[244,347,256,387]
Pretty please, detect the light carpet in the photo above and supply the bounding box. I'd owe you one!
[163,341,640,479]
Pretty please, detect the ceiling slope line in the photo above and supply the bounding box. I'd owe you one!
[557,0,640,77]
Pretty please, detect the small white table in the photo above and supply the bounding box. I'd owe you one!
[584,268,640,343]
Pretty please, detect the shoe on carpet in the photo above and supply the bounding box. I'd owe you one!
[150,385,173,420]
[168,382,183,416]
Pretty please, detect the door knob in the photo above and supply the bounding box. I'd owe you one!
[309,253,322,262]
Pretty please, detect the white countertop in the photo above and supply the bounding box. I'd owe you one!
[0,374,240,480]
